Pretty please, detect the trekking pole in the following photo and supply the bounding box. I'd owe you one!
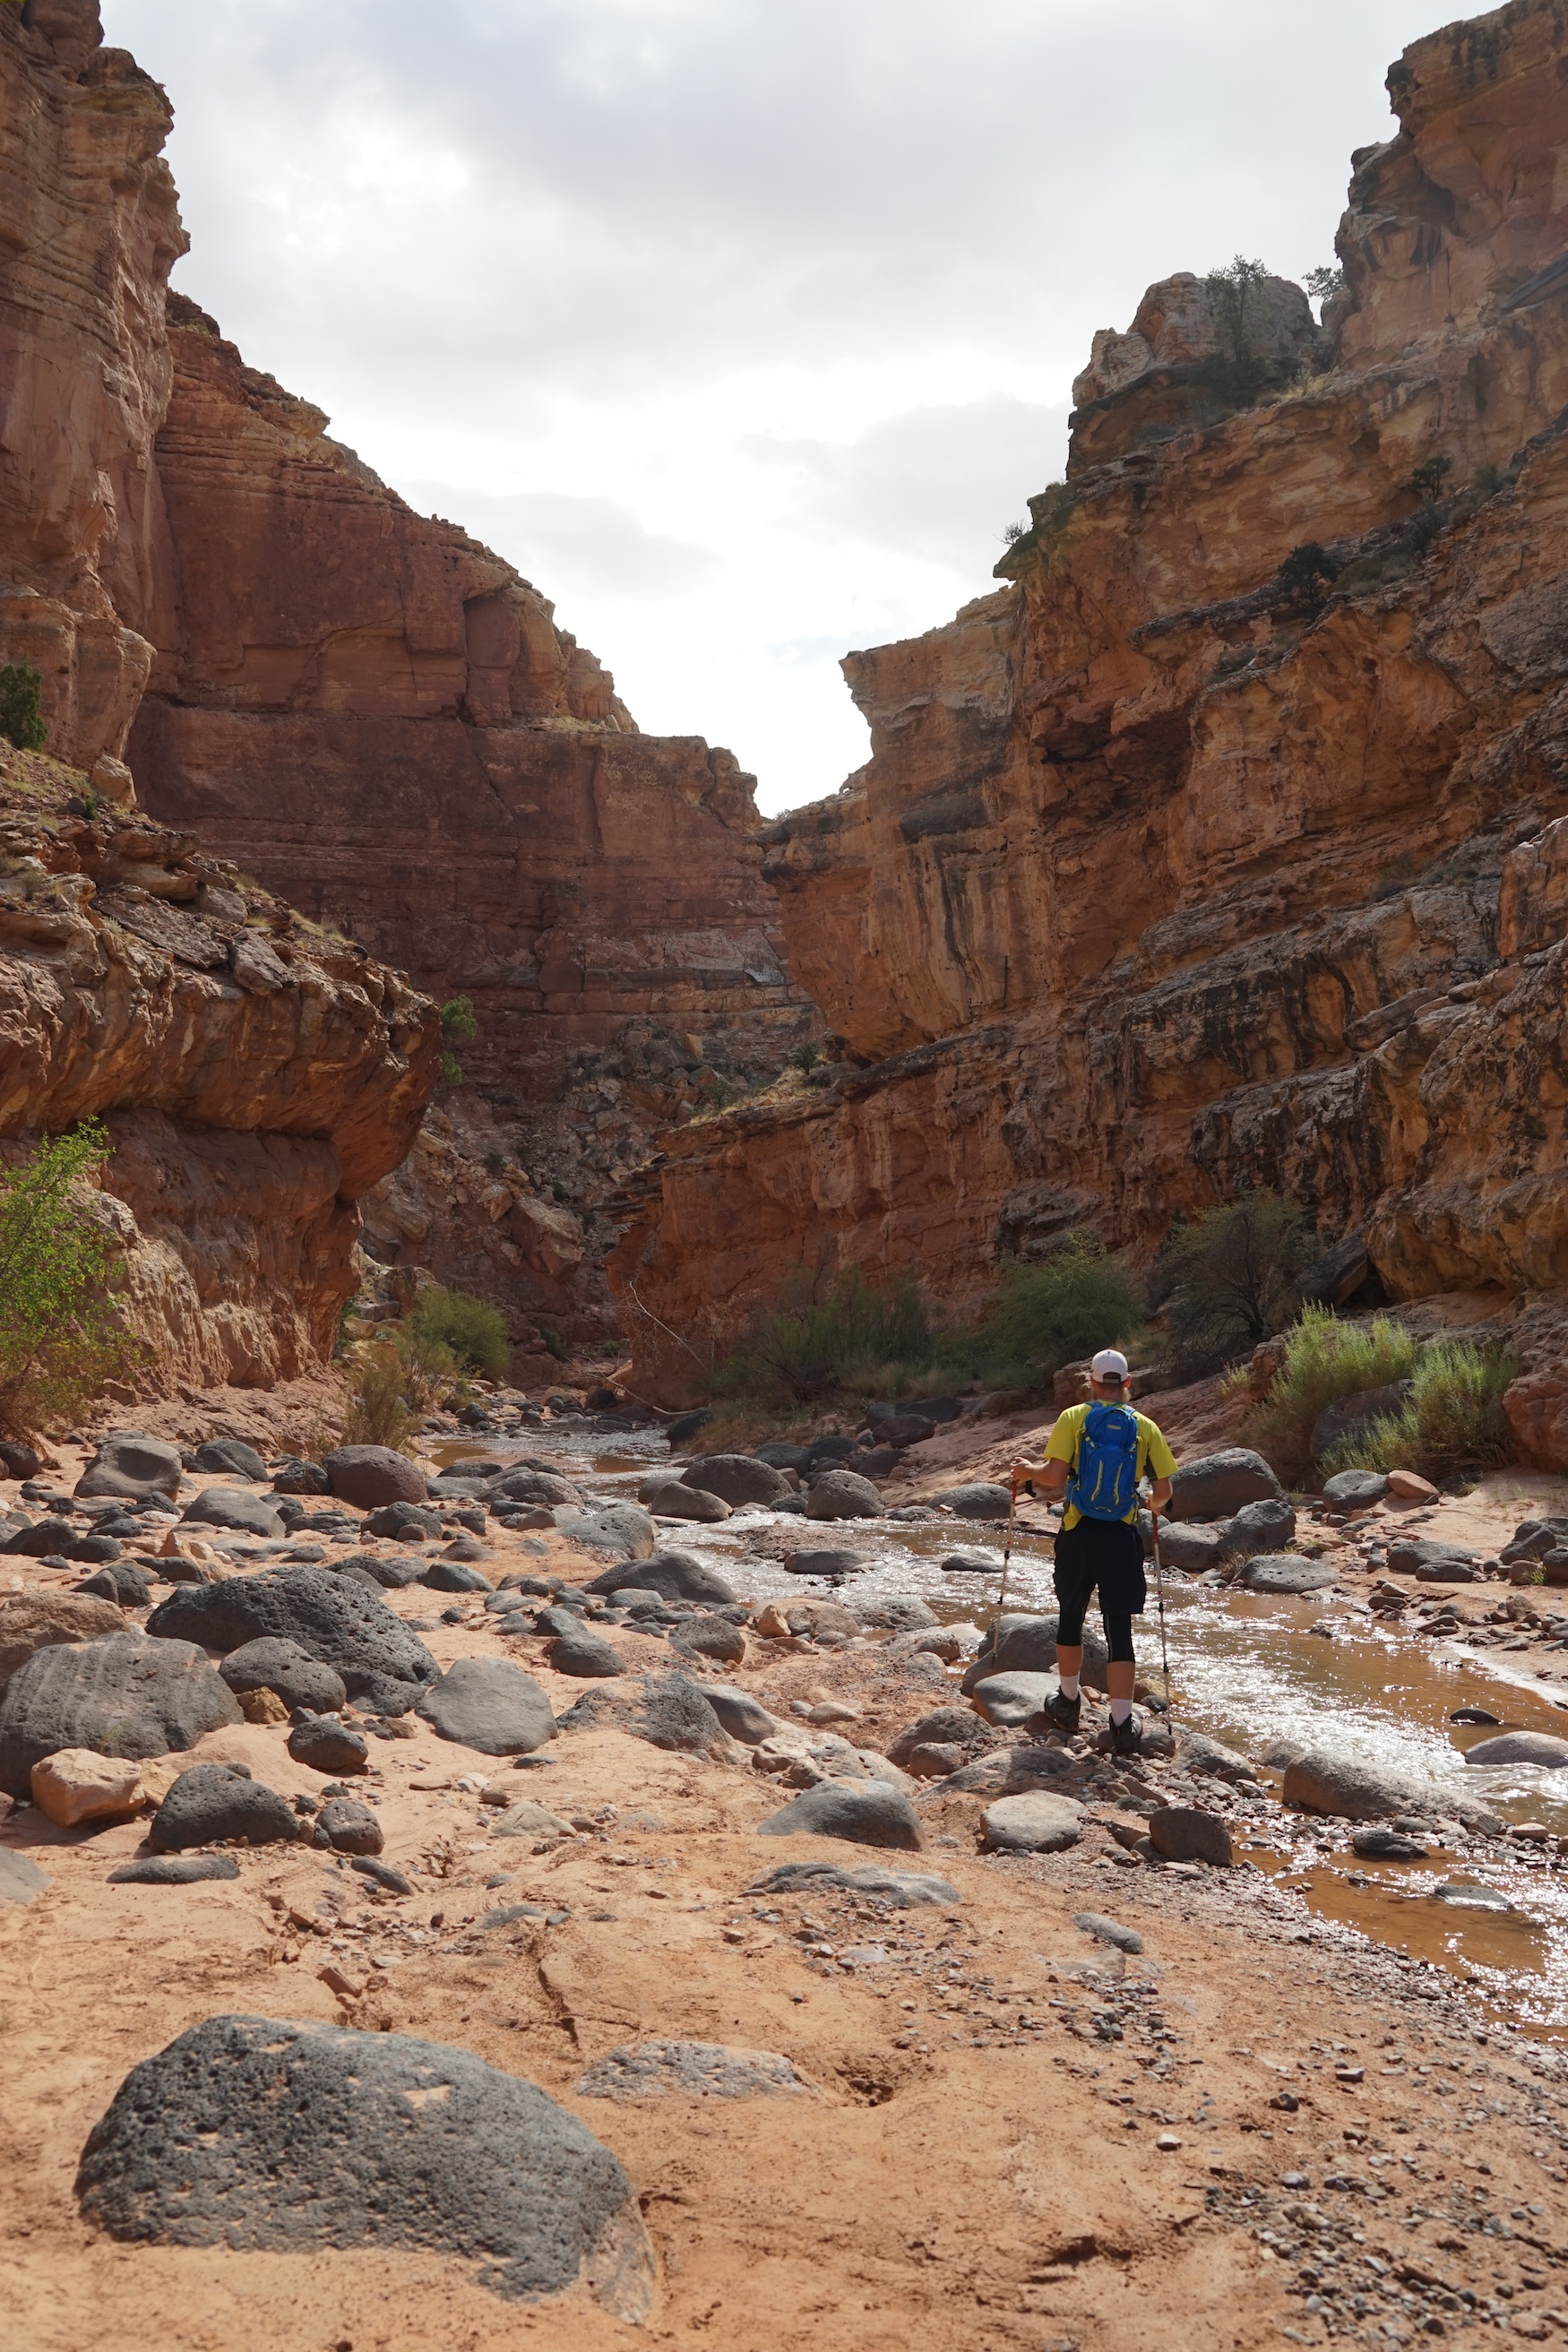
[989,1472,1019,1668]
[1150,1503,1174,1719]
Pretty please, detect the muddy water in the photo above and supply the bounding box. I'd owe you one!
[432,1432,1568,2028]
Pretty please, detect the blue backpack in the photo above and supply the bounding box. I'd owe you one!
[1068,1400,1141,1521]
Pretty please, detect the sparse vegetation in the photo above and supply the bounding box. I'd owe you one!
[405,1285,510,1378]
[1274,541,1341,618]
[980,1238,1141,1379]
[0,1123,142,1437]
[789,1039,821,1076]
[1304,263,1344,314]
[1153,1192,1316,1379]
[1001,521,1027,547]
[437,1051,463,1088]
[1322,1337,1519,1483]
[439,995,478,1041]
[1245,1305,1421,1484]
[1195,254,1275,404]
[716,1269,935,1406]
[0,663,46,753]
[1407,454,1455,504]
[695,1073,740,1115]
[340,1344,420,1452]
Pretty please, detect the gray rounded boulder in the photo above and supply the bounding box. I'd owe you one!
[147,1762,302,1851]
[1167,1448,1281,1523]
[417,1657,558,1753]
[1321,1469,1389,1508]
[321,1445,428,1509]
[1219,1495,1297,1559]
[755,1779,923,1849]
[192,1439,268,1483]
[0,1630,242,1798]
[935,1483,1014,1521]
[1241,1554,1337,1595]
[982,1791,1083,1853]
[219,1638,348,1719]
[805,1469,885,1521]
[556,1503,657,1561]
[180,1486,285,1539]
[681,1453,790,1508]
[1463,1730,1568,1770]
[636,1478,730,1524]
[75,1434,183,1503]
[145,1567,439,1713]
[74,2014,655,2320]
[587,1550,737,1606]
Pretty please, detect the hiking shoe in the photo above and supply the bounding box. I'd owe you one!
[1107,1709,1143,1756]
[1044,1686,1081,1735]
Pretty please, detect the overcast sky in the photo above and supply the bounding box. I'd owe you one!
[101,0,1439,813]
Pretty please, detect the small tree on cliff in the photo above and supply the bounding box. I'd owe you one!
[0,1124,142,1436]
[0,663,47,753]
[438,995,477,1088]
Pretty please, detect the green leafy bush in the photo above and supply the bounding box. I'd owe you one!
[1322,1338,1518,1483]
[0,1123,142,1434]
[1153,1192,1315,1378]
[717,1269,934,1405]
[440,995,478,1041]
[981,1238,1140,1378]
[437,1051,463,1087]
[0,663,46,753]
[1245,1305,1421,1483]
[405,1285,510,1378]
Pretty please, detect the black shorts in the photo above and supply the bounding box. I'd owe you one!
[1053,1515,1147,1623]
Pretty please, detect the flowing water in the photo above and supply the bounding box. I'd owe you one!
[435,1430,1568,2032]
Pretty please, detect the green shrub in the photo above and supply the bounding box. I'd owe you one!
[0,664,46,753]
[1322,1338,1518,1483]
[1304,263,1343,310]
[405,1285,510,1378]
[981,1238,1140,1378]
[1245,1305,1421,1484]
[1275,542,1341,617]
[790,1039,821,1075]
[440,995,478,1041]
[717,1269,933,1405]
[1407,454,1454,504]
[0,1123,142,1436]
[437,1051,463,1087]
[340,1344,419,1452]
[1153,1192,1315,1377]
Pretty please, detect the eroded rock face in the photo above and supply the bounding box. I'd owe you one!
[612,0,1568,1400]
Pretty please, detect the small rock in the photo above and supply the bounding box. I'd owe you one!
[147,1762,303,1850]
[701,1685,780,1745]
[30,1746,146,1827]
[108,1855,241,1885]
[940,1546,1002,1575]
[555,1503,657,1562]
[350,1856,414,1894]
[1351,1824,1428,1860]
[1386,1469,1439,1502]
[421,1560,493,1594]
[1156,2131,1182,2151]
[786,1547,866,1579]
[588,1550,737,1605]
[287,1715,371,1776]
[576,2041,807,2100]
[1152,1522,1225,1572]
[971,1672,1058,1727]
[491,1799,574,1843]
[1146,1807,1233,1866]
[74,1435,183,1503]
[1073,1910,1144,1954]
[317,1796,383,1856]
[1387,1538,1478,1582]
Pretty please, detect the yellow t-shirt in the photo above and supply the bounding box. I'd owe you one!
[1045,1400,1178,1530]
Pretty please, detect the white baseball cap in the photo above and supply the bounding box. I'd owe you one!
[1090,1348,1130,1382]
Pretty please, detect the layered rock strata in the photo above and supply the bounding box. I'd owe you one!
[0,752,436,1388]
[612,0,1568,1399]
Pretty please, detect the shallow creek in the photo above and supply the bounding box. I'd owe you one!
[442,1431,1568,2034]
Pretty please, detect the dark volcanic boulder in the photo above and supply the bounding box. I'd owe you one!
[219,1639,348,1718]
[364,1502,443,1541]
[74,2015,655,2320]
[145,1568,439,1710]
[0,1631,241,1797]
[487,1468,581,1508]
[1240,1554,1337,1595]
[755,1780,923,1850]
[321,1446,428,1509]
[1218,1495,1297,1558]
[670,1613,745,1665]
[548,1623,627,1678]
[555,1503,656,1561]
[805,1469,885,1521]
[108,1855,242,1885]
[586,1550,737,1606]
[287,1715,371,1775]
[636,1478,730,1523]
[702,1684,780,1744]
[192,1440,268,1483]
[148,1762,303,1851]
[0,1439,40,1480]
[75,1434,183,1503]
[559,1672,728,1758]
[1386,1538,1479,1582]
[4,1516,113,1562]
[271,1457,330,1495]
[180,1486,285,1539]
[318,1796,384,1854]
[1321,1469,1389,1508]
[334,1550,426,1590]
[78,1560,155,1607]
[417,1658,557,1754]
[1167,1448,1281,1523]
[681,1453,790,1508]
[421,1560,493,1593]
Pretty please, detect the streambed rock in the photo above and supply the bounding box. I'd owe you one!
[681,1453,790,1507]
[982,1791,1084,1852]
[1147,1807,1234,1866]
[576,2041,807,2101]
[1463,1730,1568,1770]
[219,1638,347,1718]
[321,1445,428,1508]
[1386,1538,1479,1582]
[560,1673,728,1759]
[805,1469,885,1521]
[1167,1449,1280,1522]
[934,1483,1013,1521]
[1284,1749,1501,1831]
[969,1672,1057,1727]
[180,1486,284,1539]
[145,1568,439,1712]
[1240,1554,1337,1595]
[75,1435,183,1503]
[702,1685,781,1745]
[636,1478,730,1523]
[0,1632,241,1797]
[1219,1496,1297,1558]
[74,2015,655,2320]
[587,1551,737,1605]
[755,1779,923,1849]
[417,1658,557,1755]
[148,1762,302,1850]
[556,1503,656,1561]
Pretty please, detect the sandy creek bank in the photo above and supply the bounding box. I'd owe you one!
[3,1408,1568,2351]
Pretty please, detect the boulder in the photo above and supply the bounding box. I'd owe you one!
[754,1443,812,1473]
[75,2015,655,2320]
[145,1568,439,1712]
[1463,1731,1568,1770]
[317,1796,383,1855]
[321,1446,428,1509]
[982,1792,1084,1852]
[2,1515,118,1562]
[0,1440,40,1480]
[192,1440,268,1483]
[108,1855,242,1885]
[960,1612,1111,1695]
[1352,1824,1428,1860]
[785,1547,865,1579]
[806,1435,859,1467]
[1167,1449,1281,1523]
[1147,1807,1234,1865]
[587,1551,737,1606]
[681,1454,790,1508]
[755,1779,923,1849]
[575,2040,807,2101]
[0,1591,125,1690]
[287,1715,371,1774]
[364,1502,443,1540]
[559,1672,728,1759]
[753,1597,860,1643]
[0,1631,242,1798]
[548,1624,627,1678]
[556,1503,656,1561]
[1240,1554,1337,1596]
[0,1849,51,1904]
[805,1469,886,1521]
[1386,1538,1479,1582]
[1219,1495,1297,1558]
[702,1685,781,1745]
[180,1486,285,1539]
[1152,1521,1224,1572]
[636,1478,730,1523]
[421,1561,493,1593]
[487,1469,581,1509]
[147,1762,303,1850]
[969,1672,1058,1727]
[417,1658,558,1755]
[78,1560,155,1607]
[30,1746,146,1828]
[75,1435,183,1503]
[1322,1470,1389,1508]
[271,1458,331,1495]
[670,1614,746,1665]
[852,1597,937,1631]
[934,1483,1013,1521]
[1282,1749,1497,1831]
[335,1550,426,1590]
[887,1706,986,1766]
[1310,1382,1411,1462]
[663,1407,711,1446]
[941,1546,1003,1575]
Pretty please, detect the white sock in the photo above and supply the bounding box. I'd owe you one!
[1058,1673,1080,1700]
[1110,1697,1133,1725]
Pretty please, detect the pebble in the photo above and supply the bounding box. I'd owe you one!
[1156,2132,1182,2150]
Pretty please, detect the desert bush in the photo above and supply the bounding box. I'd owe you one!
[1153,1192,1315,1377]
[0,1123,142,1437]
[405,1285,510,1379]
[439,995,478,1041]
[1322,1338,1518,1483]
[716,1269,934,1405]
[981,1237,1140,1379]
[1245,1305,1421,1484]
[340,1344,420,1452]
[0,663,46,753]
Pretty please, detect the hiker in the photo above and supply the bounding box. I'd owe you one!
[1011,1347,1177,1756]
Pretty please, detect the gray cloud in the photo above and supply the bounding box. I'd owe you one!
[400,483,719,603]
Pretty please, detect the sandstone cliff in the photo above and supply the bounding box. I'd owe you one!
[611,0,1568,1401]
[0,748,436,1389]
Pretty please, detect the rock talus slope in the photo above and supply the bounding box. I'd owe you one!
[611,0,1568,1399]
